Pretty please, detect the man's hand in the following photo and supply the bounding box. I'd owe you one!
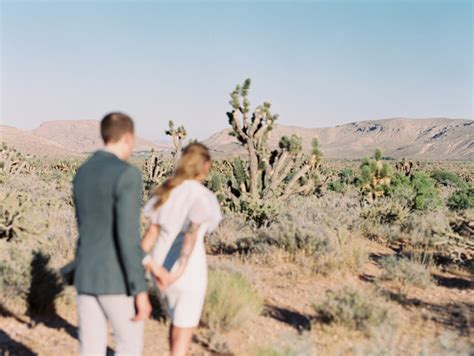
[132,292,152,321]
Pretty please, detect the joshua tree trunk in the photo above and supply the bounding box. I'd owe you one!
[247,144,259,197]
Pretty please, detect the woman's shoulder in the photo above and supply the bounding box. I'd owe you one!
[186,180,216,196]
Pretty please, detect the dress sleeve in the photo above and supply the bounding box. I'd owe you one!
[188,188,222,233]
[143,196,163,225]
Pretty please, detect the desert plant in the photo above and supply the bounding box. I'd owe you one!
[358,149,392,204]
[388,171,442,211]
[395,158,418,177]
[165,120,187,163]
[0,190,48,241]
[141,150,173,191]
[219,79,323,224]
[447,186,474,211]
[252,334,314,356]
[328,168,354,193]
[201,267,263,332]
[378,256,432,288]
[431,170,464,188]
[313,286,391,332]
[410,172,442,210]
[0,144,33,176]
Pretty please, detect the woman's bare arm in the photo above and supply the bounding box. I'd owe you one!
[141,223,160,253]
[170,222,200,281]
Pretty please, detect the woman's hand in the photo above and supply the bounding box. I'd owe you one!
[150,266,178,291]
[154,269,177,290]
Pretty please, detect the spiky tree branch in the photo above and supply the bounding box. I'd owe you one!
[165,120,187,163]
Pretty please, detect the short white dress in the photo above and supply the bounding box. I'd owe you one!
[143,180,222,327]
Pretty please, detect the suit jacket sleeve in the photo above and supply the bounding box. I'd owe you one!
[114,166,147,295]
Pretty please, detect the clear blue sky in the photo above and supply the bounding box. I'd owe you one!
[1,0,472,141]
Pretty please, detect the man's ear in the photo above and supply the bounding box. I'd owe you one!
[123,132,135,145]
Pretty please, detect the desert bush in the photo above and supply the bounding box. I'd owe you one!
[395,210,453,247]
[0,158,76,308]
[447,186,474,211]
[201,267,263,332]
[0,144,34,177]
[431,170,464,188]
[328,168,354,194]
[206,213,255,254]
[312,286,391,332]
[378,256,432,288]
[328,180,344,193]
[388,172,442,211]
[410,172,443,210]
[358,199,409,240]
[0,241,32,298]
[0,190,48,241]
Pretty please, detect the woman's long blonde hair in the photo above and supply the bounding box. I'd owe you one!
[153,142,211,209]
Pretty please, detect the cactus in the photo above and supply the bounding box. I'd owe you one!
[359,149,392,203]
[142,150,173,191]
[0,144,32,176]
[0,190,47,241]
[165,120,187,163]
[395,158,417,177]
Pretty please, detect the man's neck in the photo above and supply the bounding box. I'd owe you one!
[104,145,125,161]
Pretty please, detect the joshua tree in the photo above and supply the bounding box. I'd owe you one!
[165,120,187,162]
[0,144,32,176]
[395,158,417,177]
[224,79,323,202]
[142,149,173,189]
[359,148,392,203]
[0,191,47,241]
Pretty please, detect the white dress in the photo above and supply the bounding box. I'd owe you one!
[143,180,222,327]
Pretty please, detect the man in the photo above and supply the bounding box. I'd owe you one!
[73,112,151,355]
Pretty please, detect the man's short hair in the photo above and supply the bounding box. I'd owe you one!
[100,112,134,144]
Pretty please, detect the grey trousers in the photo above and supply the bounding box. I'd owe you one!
[77,294,144,356]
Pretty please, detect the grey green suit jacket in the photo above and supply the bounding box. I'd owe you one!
[72,150,147,296]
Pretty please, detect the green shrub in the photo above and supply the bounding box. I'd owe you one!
[201,268,263,332]
[431,170,464,188]
[388,172,442,211]
[378,256,432,288]
[410,172,442,211]
[447,186,474,211]
[328,180,345,193]
[313,287,390,332]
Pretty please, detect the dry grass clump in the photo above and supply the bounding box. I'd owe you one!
[378,256,432,288]
[206,193,368,276]
[312,286,393,333]
[206,214,255,254]
[252,333,314,356]
[201,267,263,332]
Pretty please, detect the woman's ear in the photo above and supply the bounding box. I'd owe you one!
[204,160,212,175]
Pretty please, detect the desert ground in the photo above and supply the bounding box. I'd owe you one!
[1,139,472,355]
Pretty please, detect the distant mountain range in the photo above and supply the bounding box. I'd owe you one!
[204,118,474,160]
[1,118,473,159]
[1,120,167,157]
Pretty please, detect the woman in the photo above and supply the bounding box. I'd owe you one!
[141,143,222,356]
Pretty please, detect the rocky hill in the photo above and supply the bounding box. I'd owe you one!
[1,120,165,157]
[203,118,474,160]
